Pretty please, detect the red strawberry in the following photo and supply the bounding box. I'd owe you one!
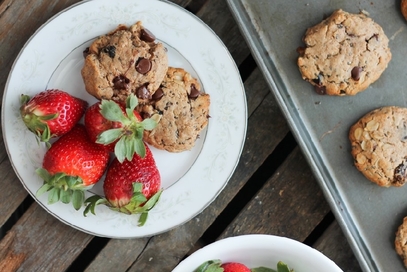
[20,89,88,144]
[36,124,110,210]
[84,94,157,162]
[221,262,251,272]
[195,260,251,272]
[84,143,162,226]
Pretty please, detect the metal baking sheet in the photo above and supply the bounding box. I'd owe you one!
[226,0,407,271]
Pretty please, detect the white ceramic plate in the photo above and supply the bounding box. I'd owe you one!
[172,234,344,272]
[2,0,246,238]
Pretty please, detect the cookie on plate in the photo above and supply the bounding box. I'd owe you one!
[402,0,407,21]
[395,216,407,268]
[137,67,210,153]
[81,21,168,103]
[349,106,407,187]
[297,9,391,96]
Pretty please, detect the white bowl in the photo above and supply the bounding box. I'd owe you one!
[172,234,343,272]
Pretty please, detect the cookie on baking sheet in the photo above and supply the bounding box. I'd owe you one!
[81,21,168,103]
[349,106,407,187]
[297,9,392,96]
[137,67,210,153]
[395,216,407,268]
[402,0,407,21]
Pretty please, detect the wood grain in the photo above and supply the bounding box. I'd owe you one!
[0,160,27,228]
[314,221,363,272]
[219,146,330,240]
[2,204,92,271]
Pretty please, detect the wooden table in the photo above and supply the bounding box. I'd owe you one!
[0,0,364,271]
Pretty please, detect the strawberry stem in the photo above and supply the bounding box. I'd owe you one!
[36,168,90,210]
[83,183,163,226]
[97,94,157,163]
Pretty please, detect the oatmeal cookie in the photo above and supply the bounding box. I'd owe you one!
[395,216,407,268]
[297,9,391,96]
[137,67,210,153]
[81,21,168,103]
[402,0,407,21]
[349,106,407,187]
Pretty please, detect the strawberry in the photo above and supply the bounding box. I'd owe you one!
[20,89,88,145]
[84,94,157,162]
[195,260,251,272]
[84,143,162,226]
[36,124,110,210]
[195,259,293,272]
[221,262,251,272]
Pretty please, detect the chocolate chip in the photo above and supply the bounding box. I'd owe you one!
[351,66,362,81]
[394,161,407,186]
[83,47,90,58]
[136,83,150,99]
[296,46,306,56]
[188,84,200,99]
[152,88,164,100]
[314,85,326,95]
[141,112,151,119]
[140,28,156,42]
[112,75,130,90]
[103,45,116,58]
[135,58,152,74]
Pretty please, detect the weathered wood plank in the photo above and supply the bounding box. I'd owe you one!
[0,160,27,228]
[314,221,362,272]
[0,230,26,272]
[218,147,330,240]
[0,203,92,272]
[196,0,250,66]
[83,237,150,272]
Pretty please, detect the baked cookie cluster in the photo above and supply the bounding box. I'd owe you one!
[297,9,392,96]
[297,8,407,268]
[81,21,210,152]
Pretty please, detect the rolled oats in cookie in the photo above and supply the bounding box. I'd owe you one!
[349,106,407,187]
[137,67,210,153]
[297,9,391,96]
[81,21,168,103]
[395,216,407,268]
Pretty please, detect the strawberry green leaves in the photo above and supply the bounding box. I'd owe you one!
[36,168,88,210]
[83,183,163,226]
[20,94,58,146]
[251,261,294,272]
[96,94,157,162]
[194,259,223,272]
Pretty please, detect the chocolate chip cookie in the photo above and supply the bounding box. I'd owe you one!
[395,216,407,268]
[81,21,168,103]
[137,67,210,153]
[349,106,407,187]
[297,9,392,96]
[402,0,407,21]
